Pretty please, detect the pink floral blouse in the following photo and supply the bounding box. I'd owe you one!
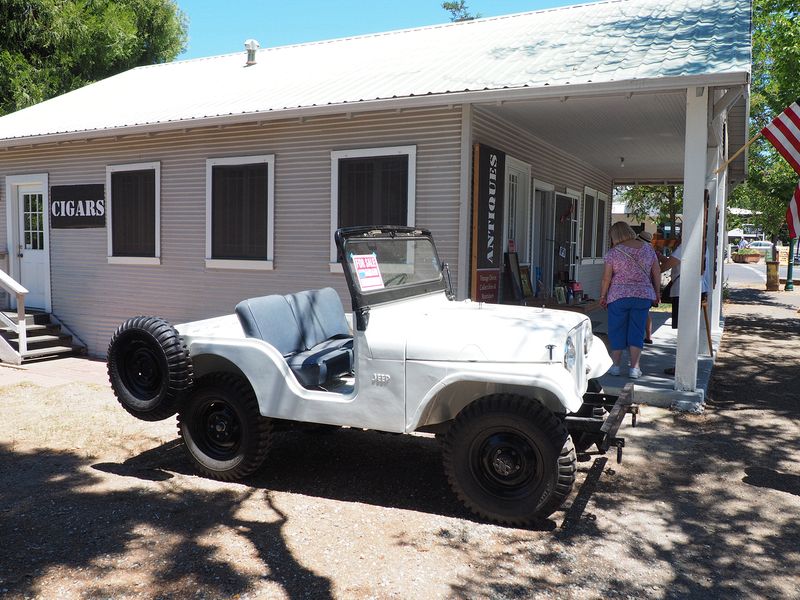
[604,243,658,304]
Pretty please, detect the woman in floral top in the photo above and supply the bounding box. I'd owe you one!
[599,222,661,379]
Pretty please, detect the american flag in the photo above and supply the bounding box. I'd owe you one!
[761,100,800,175]
[788,182,800,239]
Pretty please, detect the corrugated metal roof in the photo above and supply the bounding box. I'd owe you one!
[0,0,751,143]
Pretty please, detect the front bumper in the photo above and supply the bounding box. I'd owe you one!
[565,382,638,463]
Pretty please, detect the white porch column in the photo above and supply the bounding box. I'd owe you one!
[675,86,709,391]
[457,103,473,299]
[712,145,728,334]
[702,154,718,355]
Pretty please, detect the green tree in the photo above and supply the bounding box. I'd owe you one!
[0,0,187,116]
[442,1,480,22]
[730,0,800,242]
[614,185,683,238]
[620,0,800,243]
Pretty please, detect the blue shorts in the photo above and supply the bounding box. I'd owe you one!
[607,297,652,350]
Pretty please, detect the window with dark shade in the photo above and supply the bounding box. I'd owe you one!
[338,155,408,228]
[211,163,269,260]
[595,197,607,257]
[582,193,595,259]
[111,169,156,257]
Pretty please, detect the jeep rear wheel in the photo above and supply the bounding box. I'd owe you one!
[107,316,192,421]
[178,374,272,481]
[443,394,576,526]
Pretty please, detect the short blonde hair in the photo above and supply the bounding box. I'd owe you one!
[609,221,636,246]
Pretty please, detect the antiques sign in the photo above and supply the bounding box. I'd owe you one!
[50,184,105,229]
[470,144,506,301]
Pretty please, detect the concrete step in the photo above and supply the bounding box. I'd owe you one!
[20,345,76,360]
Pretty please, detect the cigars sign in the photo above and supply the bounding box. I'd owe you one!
[470,144,505,302]
[50,185,106,229]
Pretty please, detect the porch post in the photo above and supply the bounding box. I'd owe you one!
[457,103,473,299]
[702,153,718,355]
[675,86,709,391]
[711,144,728,334]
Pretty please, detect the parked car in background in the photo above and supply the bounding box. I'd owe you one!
[748,240,774,259]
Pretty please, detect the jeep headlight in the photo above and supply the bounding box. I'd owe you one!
[563,336,577,372]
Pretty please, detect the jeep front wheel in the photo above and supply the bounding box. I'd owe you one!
[178,374,272,481]
[443,394,576,526]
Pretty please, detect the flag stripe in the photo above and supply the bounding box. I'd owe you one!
[761,101,800,176]
[764,125,800,174]
[790,183,800,239]
[778,108,800,146]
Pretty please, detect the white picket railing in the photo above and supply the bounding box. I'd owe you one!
[0,269,28,364]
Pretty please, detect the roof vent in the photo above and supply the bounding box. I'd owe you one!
[244,39,260,66]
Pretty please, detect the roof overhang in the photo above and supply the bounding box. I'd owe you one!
[0,72,749,152]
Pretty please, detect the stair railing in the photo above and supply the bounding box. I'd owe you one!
[0,268,28,362]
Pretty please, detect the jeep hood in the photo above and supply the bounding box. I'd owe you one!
[404,299,586,362]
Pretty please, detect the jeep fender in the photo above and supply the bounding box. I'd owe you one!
[407,362,583,432]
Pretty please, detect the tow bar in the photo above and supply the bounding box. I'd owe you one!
[565,383,638,463]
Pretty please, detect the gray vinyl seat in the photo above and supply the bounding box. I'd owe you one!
[234,288,353,388]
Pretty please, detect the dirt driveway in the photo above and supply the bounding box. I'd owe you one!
[1,286,799,600]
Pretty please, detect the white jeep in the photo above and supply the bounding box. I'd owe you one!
[108,226,628,526]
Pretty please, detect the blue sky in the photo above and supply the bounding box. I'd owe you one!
[177,0,585,59]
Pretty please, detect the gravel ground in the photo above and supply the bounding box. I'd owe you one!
[1,285,799,599]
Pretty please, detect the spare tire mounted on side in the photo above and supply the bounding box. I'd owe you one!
[107,316,193,421]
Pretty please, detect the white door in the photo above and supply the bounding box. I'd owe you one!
[17,187,48,309]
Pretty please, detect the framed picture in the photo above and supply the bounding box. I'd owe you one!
[504,252,524,302]
[519,266,534,297]
[555,286,567,305]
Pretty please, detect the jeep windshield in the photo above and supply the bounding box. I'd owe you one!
[335,226,447,308]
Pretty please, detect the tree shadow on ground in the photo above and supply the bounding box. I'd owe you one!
[0,444,333,599]
[432,299,800,598]
[95,428,564,532]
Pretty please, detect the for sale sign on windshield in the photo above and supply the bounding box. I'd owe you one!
[352,254,385,291]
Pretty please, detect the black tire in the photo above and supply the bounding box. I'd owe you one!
[107,316,193,421]
[443,394,576,525]
[177,374,272,481]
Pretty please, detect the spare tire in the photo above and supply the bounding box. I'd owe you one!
[107,316,193,421]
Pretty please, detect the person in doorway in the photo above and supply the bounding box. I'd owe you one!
[600,222,661,379]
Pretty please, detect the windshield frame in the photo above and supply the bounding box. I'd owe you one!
[335,226,447,312]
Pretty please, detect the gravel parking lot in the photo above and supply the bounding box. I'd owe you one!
[1,286,798,599]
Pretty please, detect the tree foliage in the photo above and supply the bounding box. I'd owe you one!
[0,0,187,116]
[619,0,800,241]
[614,185,683,238]
[730,0,800,241]
[442,1,480,22]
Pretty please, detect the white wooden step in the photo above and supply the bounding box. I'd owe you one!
[21,346,75,360]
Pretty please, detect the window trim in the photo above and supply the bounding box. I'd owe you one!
[580,186,608,265]
[329,145,416,271]
[106,161,161,265]
[205,154,275,271]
